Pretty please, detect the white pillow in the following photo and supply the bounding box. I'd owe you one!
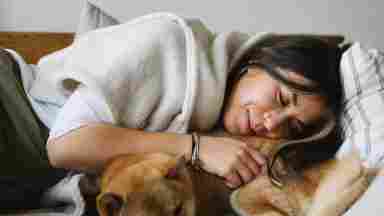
[337,43,384,169]
[76,1,119,37]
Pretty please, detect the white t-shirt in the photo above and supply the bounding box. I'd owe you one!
[6,49,110,141]
[48,85,114,140]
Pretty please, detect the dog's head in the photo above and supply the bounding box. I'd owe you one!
[96,153,195,216]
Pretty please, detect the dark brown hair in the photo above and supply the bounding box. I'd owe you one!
[223,35,345,186]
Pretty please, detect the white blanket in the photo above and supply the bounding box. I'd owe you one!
[9,0,271,215]
[30,6,261,133]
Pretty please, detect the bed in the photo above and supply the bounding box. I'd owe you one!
[0,32,74,64]
[0,12,384,215]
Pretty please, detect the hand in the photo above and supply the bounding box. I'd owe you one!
[198,136,267,188]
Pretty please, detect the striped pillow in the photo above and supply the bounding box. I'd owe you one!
[336,43,384,168]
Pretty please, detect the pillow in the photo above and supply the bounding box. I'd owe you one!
[336,43,384,169]
[76,1,119,37]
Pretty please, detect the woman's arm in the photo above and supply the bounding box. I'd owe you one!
[47,123,192,171]
[47,123,266,188]
[46,86,193,172]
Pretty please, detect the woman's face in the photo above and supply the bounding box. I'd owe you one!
[223,66,329,139]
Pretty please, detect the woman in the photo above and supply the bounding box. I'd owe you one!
[0,31,343,208]
[45,34,343,188]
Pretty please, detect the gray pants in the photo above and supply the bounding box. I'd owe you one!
[0,49,66,210]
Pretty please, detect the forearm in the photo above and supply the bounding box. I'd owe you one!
[47,123,192,171]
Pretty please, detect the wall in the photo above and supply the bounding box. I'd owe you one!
[0,0,382,49]
[0,0,82,32]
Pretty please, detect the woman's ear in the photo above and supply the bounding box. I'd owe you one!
[309,110,337,142]
[97,192,124,216]
[301,111,336,139]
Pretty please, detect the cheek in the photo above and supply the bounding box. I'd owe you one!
[295,96,328,125]
[301,96,327,116]
[223,107,238,134]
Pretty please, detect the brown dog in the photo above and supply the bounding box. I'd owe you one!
[81,152,231,216]
[80,136,373,216]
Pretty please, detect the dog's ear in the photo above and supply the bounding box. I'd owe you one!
[165,156,188,180]
[97,192,124,216]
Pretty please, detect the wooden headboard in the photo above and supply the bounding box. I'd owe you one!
[0,31,345,65]
[0,32,74,64]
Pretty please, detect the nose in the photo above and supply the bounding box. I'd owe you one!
[263,109,289,131]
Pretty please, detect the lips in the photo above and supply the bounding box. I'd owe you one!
[237,109,268,136]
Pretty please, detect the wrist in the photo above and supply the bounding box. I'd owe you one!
[179,134,193,161]
[179,133,203,164]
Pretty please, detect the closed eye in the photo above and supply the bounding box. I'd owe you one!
[277,89,288,107]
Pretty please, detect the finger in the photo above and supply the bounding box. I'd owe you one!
[260,162,268,175]
[238,150,261,178]
[234,156,255,184]
[224,171,242,188]
[246,145,267,166]
[225,181,236,188]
